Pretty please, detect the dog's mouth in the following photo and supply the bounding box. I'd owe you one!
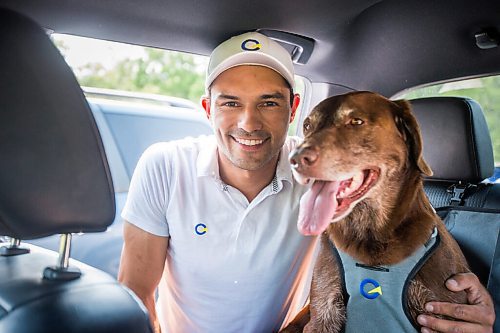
[297,168,380,236]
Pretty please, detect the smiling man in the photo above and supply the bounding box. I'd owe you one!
[201,64,300,201]
[118,32,495,333]
[119,32,316,333]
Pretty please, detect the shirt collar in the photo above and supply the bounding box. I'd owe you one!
[276,139,294,185]
[196,135,219,179]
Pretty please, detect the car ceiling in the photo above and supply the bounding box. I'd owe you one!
[2,0,500,97]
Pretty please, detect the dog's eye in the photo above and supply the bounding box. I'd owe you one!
[349,118,364,126]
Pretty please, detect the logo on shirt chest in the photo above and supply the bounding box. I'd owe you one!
[195,223,208,235]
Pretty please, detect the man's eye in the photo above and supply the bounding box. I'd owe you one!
[263,101,278,107]
[223,102,238,107]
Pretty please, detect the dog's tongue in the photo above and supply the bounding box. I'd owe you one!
[298,180,340,236]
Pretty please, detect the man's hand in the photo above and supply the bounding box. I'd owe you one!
[416,273,495,333]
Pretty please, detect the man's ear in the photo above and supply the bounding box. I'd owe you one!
[290,94,301,123]
[201,96,211,119]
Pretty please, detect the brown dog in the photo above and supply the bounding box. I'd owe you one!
[282,91,469,332]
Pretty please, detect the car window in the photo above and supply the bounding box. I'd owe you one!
[394,75,500,183]
[91,100,213,179]
[51,33,207,100]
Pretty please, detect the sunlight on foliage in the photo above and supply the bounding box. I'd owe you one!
[53,36,208,103]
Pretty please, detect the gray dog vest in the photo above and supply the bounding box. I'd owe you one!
[331,228,440,332]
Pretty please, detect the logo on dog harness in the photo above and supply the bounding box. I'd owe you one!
[195,223,207,235]
[360,278,383,299]
[241,39,261,51]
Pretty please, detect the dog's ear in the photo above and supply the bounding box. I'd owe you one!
[392,99,433,176]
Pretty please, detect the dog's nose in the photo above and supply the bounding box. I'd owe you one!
[289,146,319,168]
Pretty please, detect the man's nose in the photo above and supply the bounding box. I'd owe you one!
[238,106,263,132]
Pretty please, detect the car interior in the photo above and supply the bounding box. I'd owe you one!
[0,8,153,333]
[1,0,499,331]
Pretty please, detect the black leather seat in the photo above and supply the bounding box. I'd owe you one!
[0,8,152,333]
[411,97,499,209]
[410,96,499,331]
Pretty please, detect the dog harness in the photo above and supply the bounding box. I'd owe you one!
[331,228,440,332]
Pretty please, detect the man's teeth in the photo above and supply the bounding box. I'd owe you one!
[235,138,264,146]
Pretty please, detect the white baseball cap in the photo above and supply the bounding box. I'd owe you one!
[206,31,295,90]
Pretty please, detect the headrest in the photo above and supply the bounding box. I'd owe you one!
[410,97,494,183]
[0,8,115,239]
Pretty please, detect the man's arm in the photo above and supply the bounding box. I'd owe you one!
[119,221,169,333]
[417,273,496,333]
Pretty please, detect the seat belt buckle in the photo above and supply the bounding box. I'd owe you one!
[447,183,474,206]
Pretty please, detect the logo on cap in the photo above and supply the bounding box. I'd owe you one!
[195,223,207,235]
[241,39,261,51]
[360,278,383,299]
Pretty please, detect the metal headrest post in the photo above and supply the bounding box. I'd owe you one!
[0,237,30,256]
[43,233,81,281]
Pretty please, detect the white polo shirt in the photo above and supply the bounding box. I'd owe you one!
[122,135,317,333]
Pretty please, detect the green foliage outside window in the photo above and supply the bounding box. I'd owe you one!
[76,48,207,103]
[54,36,208,104]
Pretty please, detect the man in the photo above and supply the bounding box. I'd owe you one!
[118,32,495,333]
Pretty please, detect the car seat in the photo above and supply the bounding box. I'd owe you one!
[0,7,153,333]
[410,96,499,331]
